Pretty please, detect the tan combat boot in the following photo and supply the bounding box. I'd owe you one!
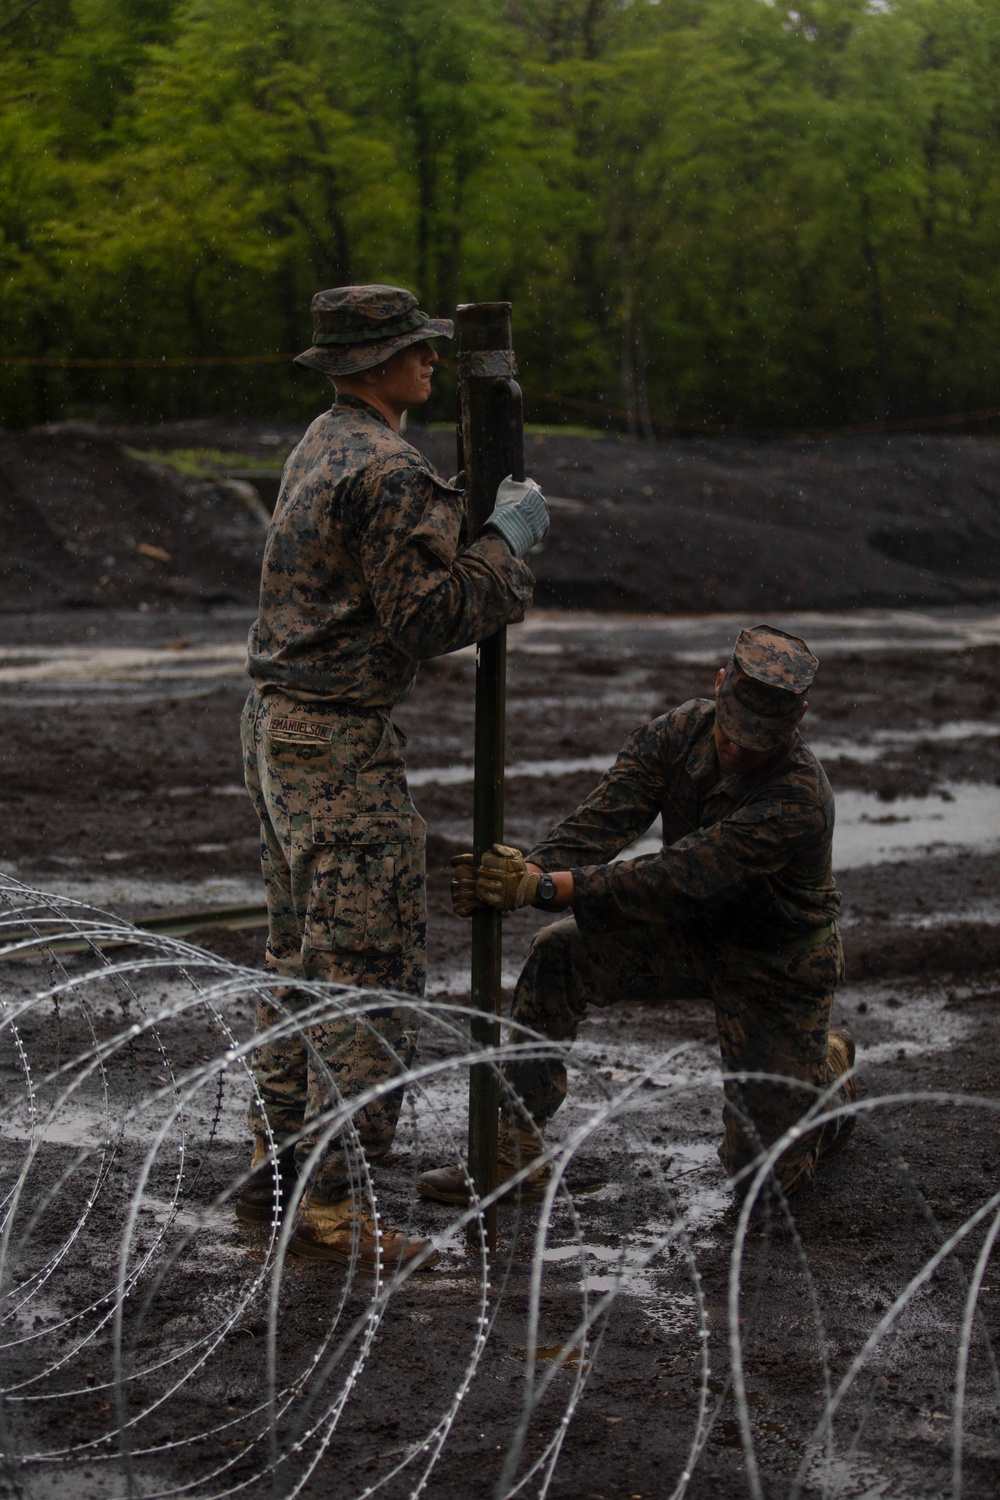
[417,1116,550,1206]
[288,1196,439,1271]
[234,1135,299,1226]
[819,1025,858,1161]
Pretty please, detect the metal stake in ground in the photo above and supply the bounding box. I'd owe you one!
[456,303,524,1251]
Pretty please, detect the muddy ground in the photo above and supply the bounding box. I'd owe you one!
[1,424,1000,1497]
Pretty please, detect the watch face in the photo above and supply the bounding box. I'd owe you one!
[538,874,557,902]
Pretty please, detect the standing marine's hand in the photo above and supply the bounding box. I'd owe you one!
[482,476,550,559]
[476,844,540,912]
[450,852,484,917]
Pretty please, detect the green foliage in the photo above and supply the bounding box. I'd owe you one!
[3,0,1000,428]
[123,446,290,474]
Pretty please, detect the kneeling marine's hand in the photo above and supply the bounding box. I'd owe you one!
[450,853,485,917]
[476,844,540,912]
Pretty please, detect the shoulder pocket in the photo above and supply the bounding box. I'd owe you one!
[409,479,464,565]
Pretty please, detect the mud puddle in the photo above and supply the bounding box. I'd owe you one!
[835,784,1000,867]
[0,871,264,913]
[0,642,247,685]
[506,607,1000,660]
[810,718,1000,763]
[614,784,1000,873]
[8,606,1000,688]
[408,754,613,790]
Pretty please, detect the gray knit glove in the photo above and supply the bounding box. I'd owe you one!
[483,475,550,558]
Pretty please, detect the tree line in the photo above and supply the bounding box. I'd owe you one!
[3,0,1000,432]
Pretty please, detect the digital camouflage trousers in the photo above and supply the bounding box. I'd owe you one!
[505,915,848,1193]
[241,685,426,1201]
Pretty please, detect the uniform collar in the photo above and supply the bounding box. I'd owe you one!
[334,392,392,428]
[687,728,721,790]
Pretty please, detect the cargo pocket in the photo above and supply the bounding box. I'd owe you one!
[305,814,415,957]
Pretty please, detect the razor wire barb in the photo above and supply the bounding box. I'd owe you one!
[0,874,997,1499]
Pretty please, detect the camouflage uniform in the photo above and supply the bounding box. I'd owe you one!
[507,691,847,1192]
[243,301,533,1198]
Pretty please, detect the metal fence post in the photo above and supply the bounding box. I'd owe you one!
[456,302,524,1252]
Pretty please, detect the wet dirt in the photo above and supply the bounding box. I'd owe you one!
[1,423,1000,1495]
[2,599,999,1497]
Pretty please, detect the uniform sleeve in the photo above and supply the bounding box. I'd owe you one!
[526,719,673,870]
[355,458,533,657]
[570,792,830,934]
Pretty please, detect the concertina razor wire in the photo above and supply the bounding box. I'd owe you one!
[0,872,997,1500]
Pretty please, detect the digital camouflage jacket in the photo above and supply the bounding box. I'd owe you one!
[247,395,534,704]
[527,698,839,946]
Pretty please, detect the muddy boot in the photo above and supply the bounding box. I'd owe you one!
[235,1135,299,1226]
[417,1117,550,1206]
[288,1196,439,1270]
[818,1025,857,1162]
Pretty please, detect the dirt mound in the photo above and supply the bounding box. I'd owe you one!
[8,421,1000,612]
[414,428,1000,610]
[0,427,266,611]
[843,922,1000,979]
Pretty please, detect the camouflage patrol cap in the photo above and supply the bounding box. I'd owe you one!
[715,625,817,752]
[294,284,454,377]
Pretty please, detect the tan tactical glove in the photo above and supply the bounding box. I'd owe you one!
[450,853,484,917]
[476,844,540,912]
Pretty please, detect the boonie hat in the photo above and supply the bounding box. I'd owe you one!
[715,625,817,752]
[294,284,454,377]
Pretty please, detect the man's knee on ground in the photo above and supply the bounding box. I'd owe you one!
[718,1072,838,1196]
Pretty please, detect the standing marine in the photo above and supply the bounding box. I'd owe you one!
[420,626,857,1206]
[238,284,549,1266]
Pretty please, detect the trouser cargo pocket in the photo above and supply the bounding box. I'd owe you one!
[305,813,418,957]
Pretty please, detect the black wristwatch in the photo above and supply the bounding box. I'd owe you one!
[535,873,558,907]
